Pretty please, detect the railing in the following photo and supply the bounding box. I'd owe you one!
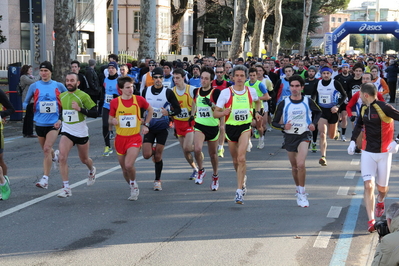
[0,49,54,70]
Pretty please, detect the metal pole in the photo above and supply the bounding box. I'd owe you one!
[113,0,119,55]
[41,0,46,61]
[364,7,368,53]
[29,0,34,66]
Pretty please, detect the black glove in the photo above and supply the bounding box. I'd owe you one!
[202,97,213,107]
[350,116,357,122]
[188,115,195,122]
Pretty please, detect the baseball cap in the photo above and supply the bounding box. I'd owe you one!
[148,60,156,65]
[40,61,53,72]
[152,67,164,76]
[308,66,317,71]
[108,61,118,69]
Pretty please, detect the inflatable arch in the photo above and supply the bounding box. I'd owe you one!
[324,21,399,54]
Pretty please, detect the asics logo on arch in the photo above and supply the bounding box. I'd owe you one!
[359,23,382,32]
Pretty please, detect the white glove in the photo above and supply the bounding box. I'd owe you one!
[387,141,399,153]
[347,140,356,155]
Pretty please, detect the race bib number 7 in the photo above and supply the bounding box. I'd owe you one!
[62,109,79,122]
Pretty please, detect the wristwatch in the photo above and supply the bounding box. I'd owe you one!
[144,122,150,128]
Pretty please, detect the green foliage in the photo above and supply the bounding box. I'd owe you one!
[0,15,6,44]
[376,36,399,53]
[118,54,135,64]
[319,0,350,14]
[349,34,364,49]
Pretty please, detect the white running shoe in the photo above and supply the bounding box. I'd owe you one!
[210,176,219,191]
[296,193,309,207]
[195,169,206,185]
[52,150,60,170]
[235,189,244,204]
[266,127,272,132]
[57,187,72,198]
[128,184,139,200]
[87,166,96,186]
[247,139,253,152]
[341,135,346,142]
[153,181,162,191]
[242,175,247,196]
[36,177,48,189]
[257,139,264,149]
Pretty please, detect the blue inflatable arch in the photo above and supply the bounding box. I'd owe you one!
[324,21,399,54]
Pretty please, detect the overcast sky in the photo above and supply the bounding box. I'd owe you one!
[348,0,398,8]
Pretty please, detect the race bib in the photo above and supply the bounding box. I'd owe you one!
[152,107,163,118]
[119,115,137,128]
[233,109,249,121]
[62,109,79,122]
[197,106,211,118]
[105,94,113,103]
[177,108,189,119]
[319,95,331,104]
[163,82,171,89]
[352,89,360,95]
[286,122,307,135]
[39,101,56,113]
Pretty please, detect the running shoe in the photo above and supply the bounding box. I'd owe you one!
[235,189,244,204]
[189,169,198,180]
[355,147,361,154]
[211,175,219,191]
[52,150,59,170]
[103,146,113,156]
[266,127,272,132]
[375,201,385,217]
[217,147,225,158]
[36,176,48,189]
[195,169,206,185]
[341,135,347,142]
[242,175,247,196]
[319,157,327,166]
[253,129,260,139]
[153,181,162,191]
[0,175,11,200]
[311,142,317,153]
[247,139,253,152]
[109,131,115,140]
[128,184,139,201]
[87,166,96,186]
[296,193,309,208]
[368,219,376,233]
[57,187,72,198]
[334,130,340,140]
[257,139,264,149]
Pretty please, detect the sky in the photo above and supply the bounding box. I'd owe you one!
[348,0,397,8]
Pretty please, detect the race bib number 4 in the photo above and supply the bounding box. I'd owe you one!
[319,95,331,104]
[152,108,163,118]
[233,109,249,121]
[62,109,79,122]
[119,115,137,128]
[39,101,56,113]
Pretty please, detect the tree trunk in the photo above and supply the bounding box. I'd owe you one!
[53,0,78,82]
[251,0,271,58]
[138,1,156,60]
[299,0,312,56]
[228,0,249,60]
[271,0,283,57]
[171,0,188,54]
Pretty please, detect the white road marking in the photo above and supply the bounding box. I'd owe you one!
[327,206,342,218]
[344,171,356,179]
[313,231,333,248]
[0,141,180,219]
[350,159,360,165]
[337,187,349,196]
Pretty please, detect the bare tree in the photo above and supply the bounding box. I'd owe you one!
[299,0,312,56]
[171,0,188,54]
[138,1,156,60]
[251,0,272,58]
[229,0,249,60]
[271,0,283,57]
[53,0,78,82]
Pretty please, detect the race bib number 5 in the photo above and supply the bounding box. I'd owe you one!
[119,115,137,128]
[39,101,56,113]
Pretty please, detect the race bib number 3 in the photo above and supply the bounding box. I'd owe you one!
[119,115,137,128]
[233,109,249,121]
[152,108,163,118]
[62,109,79,122]
[39,101,56,113]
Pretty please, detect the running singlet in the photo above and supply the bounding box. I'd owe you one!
[373,77,384,93]
[225,86,253,126]
[316,79,338,108]
[282,96,312,135]
[173,85,192,122]
[145,86,170,130]
[245,80,267,108]
[194,89,219,127]
[114,96,142,136]
[277,78,291,104]
[26,80,67,127]
[103,78,119,110]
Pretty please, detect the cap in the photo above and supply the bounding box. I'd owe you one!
[308,66,317,71]
[152,67,164,76]
[149,60,156,65]
[237,57,244,62]
[191,64,201,70]
[40,61,53,72]
[332,63,338,67]
[108,61,118,69]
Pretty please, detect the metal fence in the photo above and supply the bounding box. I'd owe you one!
[0,49,54,70]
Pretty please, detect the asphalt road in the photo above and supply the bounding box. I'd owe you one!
[1,115,398,266]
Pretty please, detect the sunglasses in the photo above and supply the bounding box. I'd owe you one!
[153,75,163,79]
[216,71,224,74]
[149,64,156,67]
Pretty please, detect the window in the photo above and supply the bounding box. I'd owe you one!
[159,11,169,36]
[331,17,335,22]
[133,11,141,33]
[338,17,341,22]
[107,10,119,31]
[345,18,348,22]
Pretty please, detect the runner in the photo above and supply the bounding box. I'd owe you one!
[56,72,98,198]
[23,61,67,189]
[347,82,399,232]
[214,65,262,204]
[304,66,320,152]
[109,76,153,200]
[272,75,321,207]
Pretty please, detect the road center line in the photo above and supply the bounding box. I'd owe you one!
[327,206,342,218]
[337,186,349,196]
[350,159,360,165]
[0,141,180,219]
[313,231,333,248]
[344,171,356,179]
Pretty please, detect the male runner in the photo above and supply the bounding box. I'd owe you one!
[304,66,319,152]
